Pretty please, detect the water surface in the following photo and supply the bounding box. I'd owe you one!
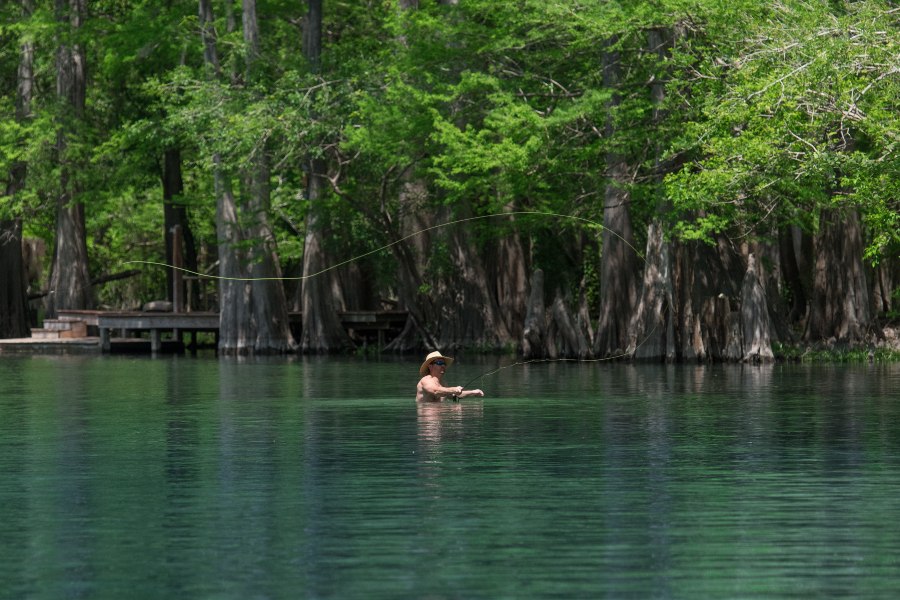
[1,355,900,598]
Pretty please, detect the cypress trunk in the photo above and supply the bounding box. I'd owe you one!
[215,163,252,353]
[488,210,529,342]
[245,155,296,353]
[163,148,198,306]
[627,218,675,360]
[0,220,30,338]
[241,0,295,353]
[382,185,440,352]
[299,159,353,352]
[594,38,639,358]
[672,235,743,361]
[806,207,871,344]
[738,253,775,362]
[2,0,35,338]
[198,0,249,352]
[522,269,546,359]
[626,29,677,361]
[432,210,514,350]
[47,0,91,318]
[778,226,808,325]
[298,0,353,352]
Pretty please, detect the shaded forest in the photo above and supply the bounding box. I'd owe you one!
[1,0,898,359]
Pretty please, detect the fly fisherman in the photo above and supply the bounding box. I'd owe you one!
[416,351,485,402]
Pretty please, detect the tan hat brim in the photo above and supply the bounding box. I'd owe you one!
[419,353,454,376]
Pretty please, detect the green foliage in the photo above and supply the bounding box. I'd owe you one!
[774,342,900,364]
[665,0,900,263]
[2,0,898,318]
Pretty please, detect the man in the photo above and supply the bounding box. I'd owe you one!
[416,351,485,402]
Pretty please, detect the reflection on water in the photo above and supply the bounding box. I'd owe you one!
[1,356,900,598]
[417,401,484,497]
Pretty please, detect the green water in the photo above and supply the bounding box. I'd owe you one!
[2,355,900,598]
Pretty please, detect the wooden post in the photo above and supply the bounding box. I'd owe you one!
[172,224,184,313]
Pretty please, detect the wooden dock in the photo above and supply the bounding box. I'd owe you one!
[0,309,408,354]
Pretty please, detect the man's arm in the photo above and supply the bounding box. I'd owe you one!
[421,377,463,399]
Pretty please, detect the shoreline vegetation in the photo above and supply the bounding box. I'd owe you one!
[2,318,899,364]
[1,2,898,362]
[774,326,900,364]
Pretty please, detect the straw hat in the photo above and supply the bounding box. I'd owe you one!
[419,351,454,376]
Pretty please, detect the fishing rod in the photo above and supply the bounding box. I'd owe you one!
[460,357,587,391]
[453,354,642,400]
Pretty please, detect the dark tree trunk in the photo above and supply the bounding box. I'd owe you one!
[302,0,322,69]
[299,159,353,352]
[738,253,775,362]
[384,0,487,353]
[627,218,675,360]
[1,0,35,338]
[488,210,529,341]
[198,0,249,352]
[871,258,897,316]
[749,236,792,344]
[629,27,753,363]
[673,235,744,361]
[241,0,260,69]
[387,0,518,352]
[198,0,295,353]
[594,160,638,356]
[382,176,440,352]
[215,163,253,352]
[806,207,871,344]
[47,0,91,318]
[198,0,219,74]
[522,269,546,358]
[549,290,592,359]
[778,226,808,325]
[632,228,743,362]
[0,220,30,339]
[298,0,353,352]
[245,157,296,353]
[240,0,295,353]
[627,29,678,361]
[163,148,197,305]
[594,38,640,358]
[431,210,514,350]
[385,197,514,352]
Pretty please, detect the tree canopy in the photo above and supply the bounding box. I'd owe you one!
[2,0,898,355]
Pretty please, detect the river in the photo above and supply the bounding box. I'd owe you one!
[1,354,899,598]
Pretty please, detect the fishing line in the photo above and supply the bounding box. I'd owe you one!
[458,338,664,392]
[125,211,644,281]
[461,358,587,390]
[128,209,660,385]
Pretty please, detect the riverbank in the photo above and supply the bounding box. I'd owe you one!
[3,323,899,362]
[774,323,900,362]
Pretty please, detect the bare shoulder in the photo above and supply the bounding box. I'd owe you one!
[418,374,438,389]
[416,375,439,402]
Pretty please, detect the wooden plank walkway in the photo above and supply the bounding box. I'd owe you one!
[0,310,408,354]
[45,309,408,353]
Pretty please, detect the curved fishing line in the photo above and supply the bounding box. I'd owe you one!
[127,209,659,383]
[447,218,663,392]
[461,358,587,390]
[124,211,644,281]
